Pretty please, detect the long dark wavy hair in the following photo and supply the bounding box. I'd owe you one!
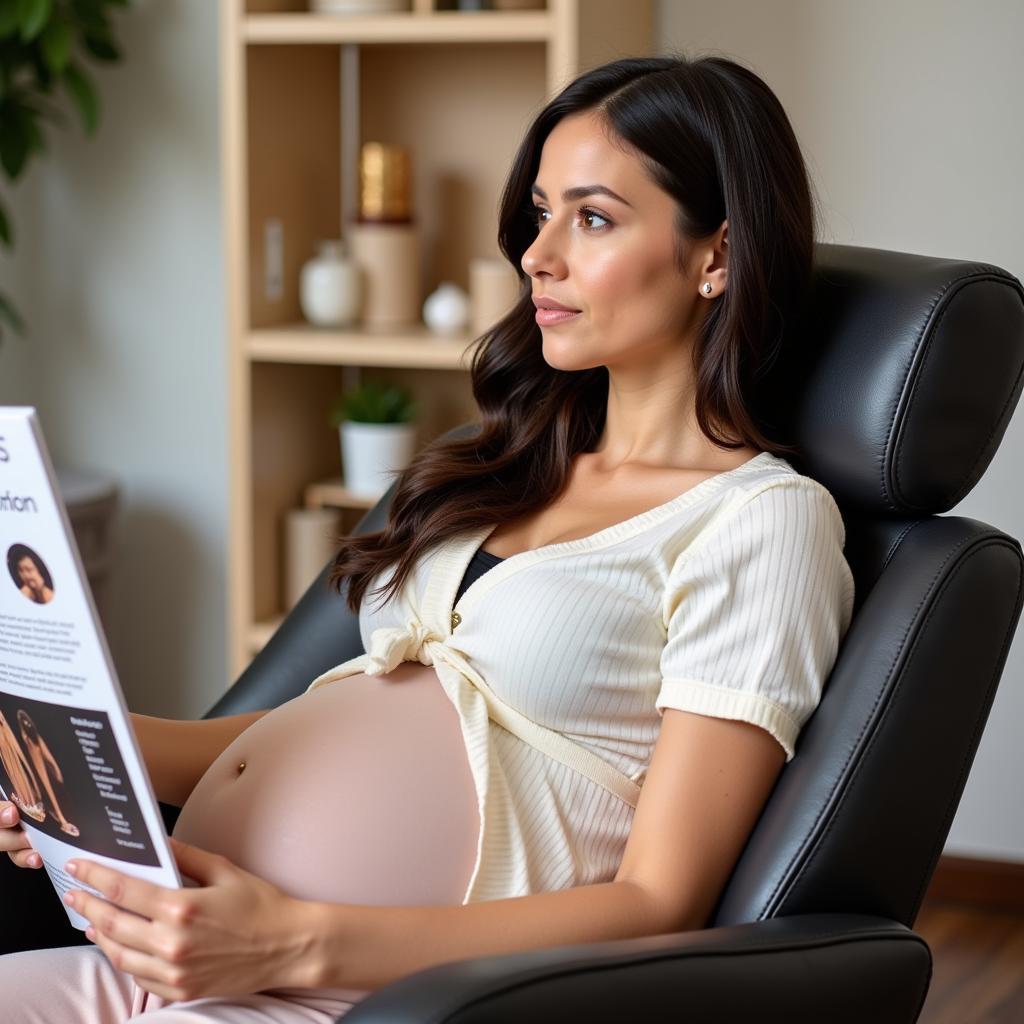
[328,51,820,614]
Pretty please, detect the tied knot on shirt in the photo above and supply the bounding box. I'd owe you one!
[363,619,445,675]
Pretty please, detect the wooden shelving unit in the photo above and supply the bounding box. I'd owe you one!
[220,0,653,677]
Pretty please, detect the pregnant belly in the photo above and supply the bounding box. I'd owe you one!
[171,662,481,907]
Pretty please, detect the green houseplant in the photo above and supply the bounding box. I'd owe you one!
[0,0,131,343]
[329,378,419,498]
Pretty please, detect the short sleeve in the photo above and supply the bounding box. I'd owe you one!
[656,479,855,762]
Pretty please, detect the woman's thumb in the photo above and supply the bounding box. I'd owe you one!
[169,836,228,885]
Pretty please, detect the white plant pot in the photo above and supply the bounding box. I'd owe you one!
[340,420,417,498]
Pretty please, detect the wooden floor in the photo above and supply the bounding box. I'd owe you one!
[913,890,1024,1023]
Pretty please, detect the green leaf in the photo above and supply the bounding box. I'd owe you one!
[0,200,13,247]
[39,14,71,74]
[0,105,31,178]
[68,4,110,37]
[26,47,55,92]
[83,33,119,61]
[22,106,45,154]
[0,6,22,37]
[0,291,27,335]
[330,379,417,424]
[61,60,98,134]
[19,0,53,43]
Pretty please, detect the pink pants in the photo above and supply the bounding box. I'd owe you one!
[0,945,364,1021]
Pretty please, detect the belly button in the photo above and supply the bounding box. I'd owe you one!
[236,760,247,775]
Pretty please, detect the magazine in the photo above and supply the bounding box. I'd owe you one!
[0,406,182,930]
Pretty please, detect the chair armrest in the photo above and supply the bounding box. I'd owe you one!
[341,912,931,1024]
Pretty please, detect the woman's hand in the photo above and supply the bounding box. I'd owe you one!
[1,801,43,868]
[63,837,321,1001]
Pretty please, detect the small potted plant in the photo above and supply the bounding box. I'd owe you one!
[329,378,419,498]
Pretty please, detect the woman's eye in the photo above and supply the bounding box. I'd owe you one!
[579,208,610,230]
[529,205,610,231]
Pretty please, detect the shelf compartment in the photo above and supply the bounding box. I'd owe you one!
[246,323,480,368]
[244,11,552,45]
[305,477,380,509]
[249,360,478,624]
[250,362,347,623]
[246,41,544,330]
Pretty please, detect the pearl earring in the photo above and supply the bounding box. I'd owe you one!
[702,282,713,295]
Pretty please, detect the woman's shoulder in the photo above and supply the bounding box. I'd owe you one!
[662,452,846,572]
[726,452,843,520]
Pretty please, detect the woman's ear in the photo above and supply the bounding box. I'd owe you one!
[699,220,729,297]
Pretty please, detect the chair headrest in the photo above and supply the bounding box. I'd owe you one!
[774,243,1024,516]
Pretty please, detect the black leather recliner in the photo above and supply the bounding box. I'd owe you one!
[4,243,1023,1023]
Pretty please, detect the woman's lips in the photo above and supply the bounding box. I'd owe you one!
[535,308,581,325]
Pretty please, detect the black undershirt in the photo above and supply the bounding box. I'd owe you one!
[453,545,505,606]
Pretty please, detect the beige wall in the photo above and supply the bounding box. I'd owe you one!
[654,0,1024,861]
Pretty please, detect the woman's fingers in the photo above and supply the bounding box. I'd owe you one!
[1,801,43,867]
[9,847,43,868]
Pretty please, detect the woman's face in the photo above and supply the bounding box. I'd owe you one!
[17,556,43,592]
[521,110,723,374]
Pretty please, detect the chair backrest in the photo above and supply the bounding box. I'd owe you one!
[209,243,1024,936]
[711,243,1024,929]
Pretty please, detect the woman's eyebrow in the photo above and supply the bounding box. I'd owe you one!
[530,183,632,207]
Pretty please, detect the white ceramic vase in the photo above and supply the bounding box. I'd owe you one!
[300,240,361,327]
[340,420,417,498]
[423,281,470,335]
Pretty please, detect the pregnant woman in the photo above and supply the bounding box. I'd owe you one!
[0,52,854,1022]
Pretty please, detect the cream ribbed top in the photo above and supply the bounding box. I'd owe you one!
[306,451,855,904]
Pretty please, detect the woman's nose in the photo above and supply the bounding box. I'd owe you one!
[521,228,566,280]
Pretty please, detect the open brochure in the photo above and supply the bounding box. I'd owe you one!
[0,406,181,930]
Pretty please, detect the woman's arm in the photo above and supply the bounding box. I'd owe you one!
[304,879,668,990]
[129,711,270,807]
